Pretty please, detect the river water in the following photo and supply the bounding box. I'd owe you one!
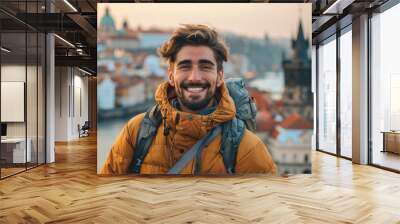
[97,117,131,172]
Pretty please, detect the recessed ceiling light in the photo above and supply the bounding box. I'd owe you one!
[54,34,75,48]
[322,0,352,15]
[78,67,93,76]
[1,47,11,53]
[63,0,78,12]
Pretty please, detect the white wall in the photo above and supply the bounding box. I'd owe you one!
[54,67,89,141]
[55,67,68,141]
[72,72,89,138]
[1,65,26,81]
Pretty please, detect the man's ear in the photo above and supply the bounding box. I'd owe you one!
[216,69,224,87]
[168,65,175,86]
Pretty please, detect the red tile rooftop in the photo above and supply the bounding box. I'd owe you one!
[279,113,312,129]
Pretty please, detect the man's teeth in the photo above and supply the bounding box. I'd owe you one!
[187,87,204,93]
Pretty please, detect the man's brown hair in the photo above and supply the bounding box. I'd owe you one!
[158,24,229,71]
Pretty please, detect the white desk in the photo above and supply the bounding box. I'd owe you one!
[1,138,31,163]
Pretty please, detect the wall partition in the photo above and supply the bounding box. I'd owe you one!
[317,35,337,155]
[316,23,353,159]
[0,1,46,179]
[1,29,28,177]
[370,2,400,172]
[339,26,352,159]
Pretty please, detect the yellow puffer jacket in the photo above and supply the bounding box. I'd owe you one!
[101,82,277,175]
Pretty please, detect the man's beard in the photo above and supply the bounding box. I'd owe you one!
[176,81,214,111]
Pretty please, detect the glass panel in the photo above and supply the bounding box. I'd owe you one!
[339,29,352,158]
[26,0,39,169]
[317,37,337,154]
[312,45,317,151]
[38,32,45,165]
[0,1,46,178]
[371,4,400,171]
[27,31,38,169]
[1,28,27,177]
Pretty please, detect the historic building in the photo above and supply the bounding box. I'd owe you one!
[282,21,312,121]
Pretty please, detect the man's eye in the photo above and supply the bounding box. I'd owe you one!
[200,65,213,70]
[178,65,191,70]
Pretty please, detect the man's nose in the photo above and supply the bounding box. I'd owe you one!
[188,66,201,81]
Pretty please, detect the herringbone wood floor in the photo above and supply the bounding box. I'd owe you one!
[1,134,400,224]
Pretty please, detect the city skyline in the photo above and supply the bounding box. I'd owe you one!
[98,3,311,40]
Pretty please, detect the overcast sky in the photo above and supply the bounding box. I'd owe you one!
[98,3,311,40]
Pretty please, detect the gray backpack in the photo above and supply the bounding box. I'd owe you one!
[130,78,257,174]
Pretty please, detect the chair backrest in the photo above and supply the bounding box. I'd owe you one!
[82,121,90,129]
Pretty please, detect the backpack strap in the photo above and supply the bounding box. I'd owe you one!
[220,118,246,174]
[225,78,257,132]
[130,104,162,173]
[167,126,222,175]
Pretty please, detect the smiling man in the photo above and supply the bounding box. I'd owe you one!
[101,24,276,175]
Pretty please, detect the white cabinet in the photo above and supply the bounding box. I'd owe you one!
[1,138,32,163]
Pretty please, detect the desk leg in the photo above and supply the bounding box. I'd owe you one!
[382,133,386,153]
